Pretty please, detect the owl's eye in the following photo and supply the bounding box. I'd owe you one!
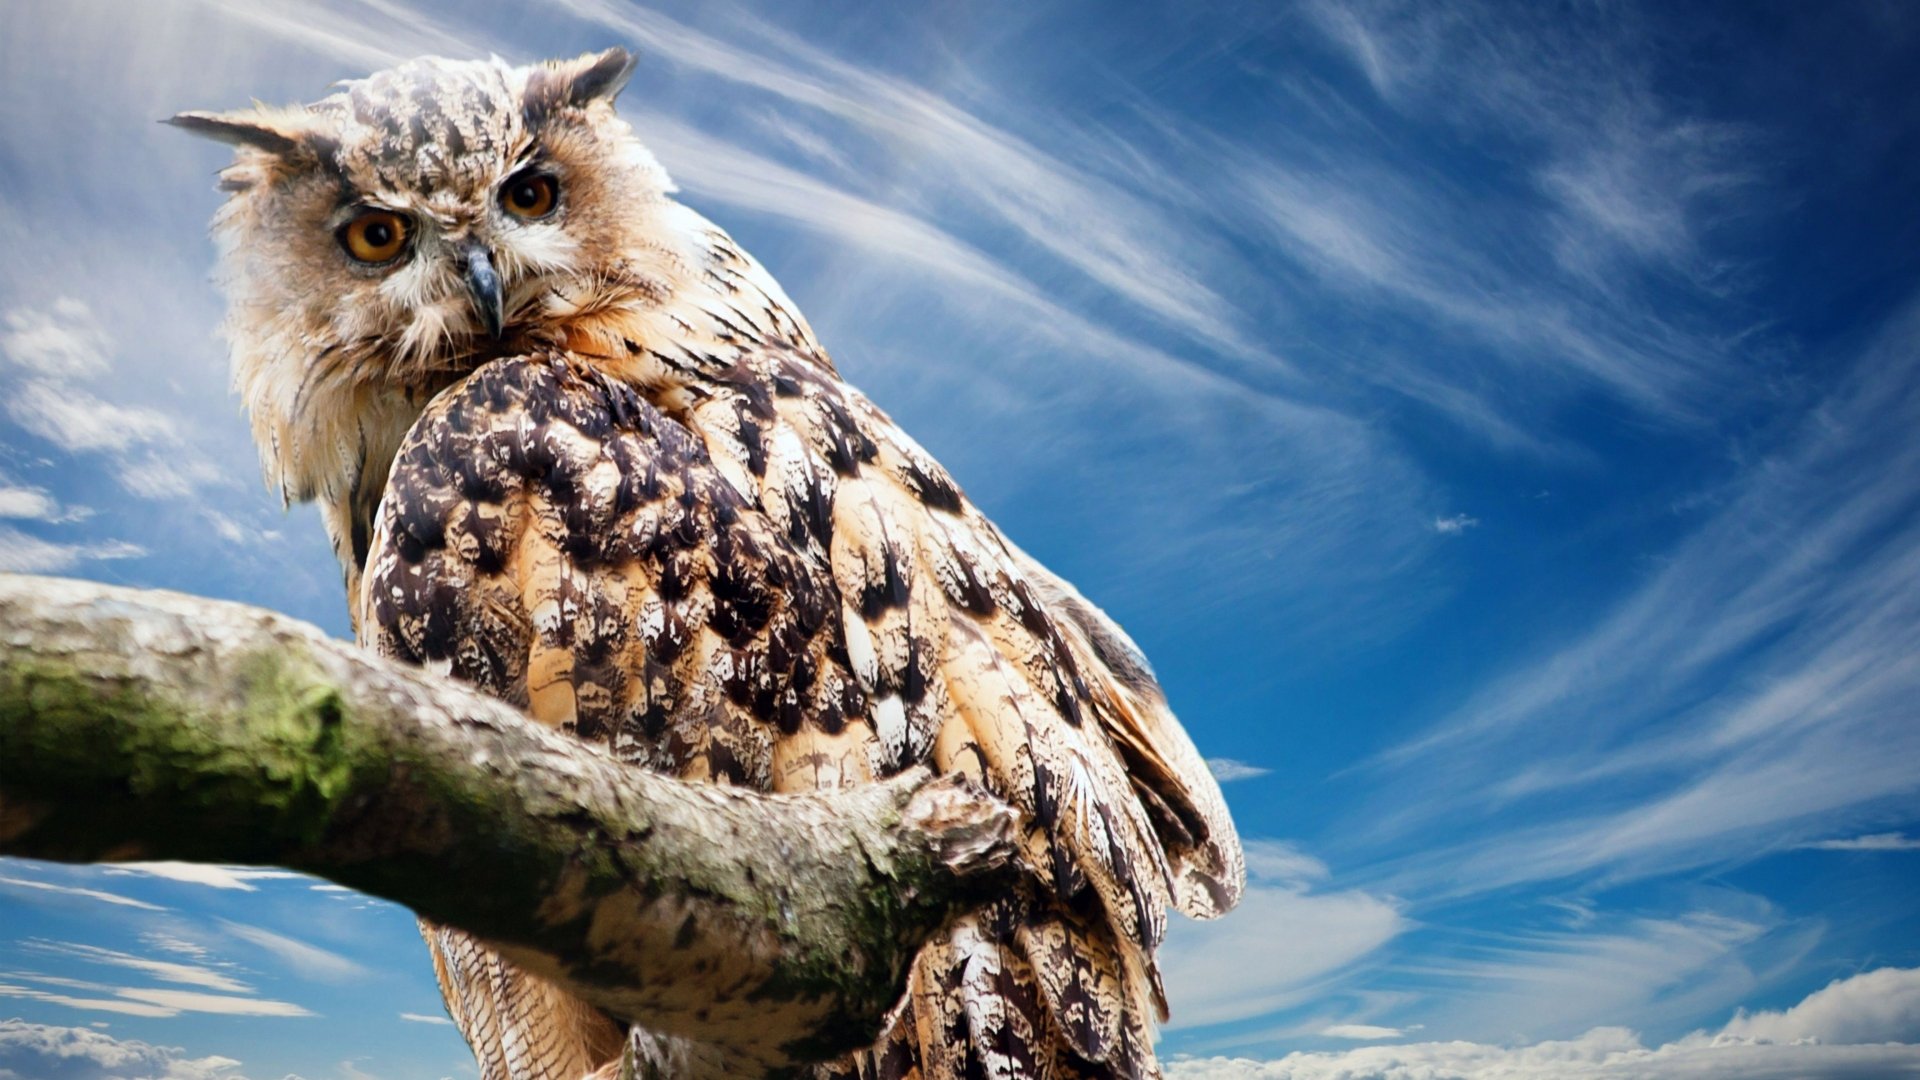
[338,210,411,264]
[502,173,559,219]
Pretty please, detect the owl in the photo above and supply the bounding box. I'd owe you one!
[174,48,1243,1080]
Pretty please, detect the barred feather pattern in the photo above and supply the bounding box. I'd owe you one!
[340,112,1243,1080]
[425,924,627,1080]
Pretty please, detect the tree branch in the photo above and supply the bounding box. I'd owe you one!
[0,573,1020,1073]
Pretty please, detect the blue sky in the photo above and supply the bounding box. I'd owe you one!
[1,1,1918,1077]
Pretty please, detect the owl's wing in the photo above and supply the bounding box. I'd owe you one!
[362,347,1244,1080]
[362,352,876,1080]
[673,331,1245,1080]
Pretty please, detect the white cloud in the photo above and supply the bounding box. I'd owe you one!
[0,875,165,912]
[0,299,112,378]
[1719,966,1920,1045]
[1241,842,1336,885]
[0,1018,259,1079]
[1798,833,1920,852]
[1,937,312,1021]
[1320,1024,1403,1040]
[0,483,58,521]
[219,921,366,982]
[0,982,176,1018]
[201,510,282,547]
[108,864,304,892]
[1161,842,1405,1030]
[6,381,177,454]
[24,941,249,995]
[0,302,172,453]
[113,456,226,500]
[1169,1031,1920,1079]
[1432,514,1479,536]
[109,988,312,1018]
[140,933,213,961]
[1207,758,1273,783]
[0,526,145,573]
[398,1013,451,1026]
[0,299,219,499]
[1168,967,1920,1079]
[0,976,312,1020]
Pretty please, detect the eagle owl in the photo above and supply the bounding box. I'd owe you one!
[175,48,1244,1080]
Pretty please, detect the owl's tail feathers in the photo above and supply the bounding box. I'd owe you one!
[823,901,1160,1080]
[422,920,628,1080]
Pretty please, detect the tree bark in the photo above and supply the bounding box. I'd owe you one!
[0,572,1020,1074]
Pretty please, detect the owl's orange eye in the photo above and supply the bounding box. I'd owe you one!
[339,210,411,264]
[502,173,558,219]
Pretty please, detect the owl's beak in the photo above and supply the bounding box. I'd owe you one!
[461,244,504,340]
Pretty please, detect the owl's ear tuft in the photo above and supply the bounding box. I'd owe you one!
[567,47,638,104]
[166,110,304,155]
[525,47,637,116]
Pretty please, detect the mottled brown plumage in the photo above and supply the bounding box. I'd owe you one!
[182,47,1243,1080]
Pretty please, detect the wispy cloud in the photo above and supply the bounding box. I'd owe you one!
[0,875,165,912]
[1355,293,1920,897]
[1161,842,1404,1030]
[1,938,313,1021]
[0,983,175,1018]
[1318,1023,1402,1040]
[108,987,312,1018]
[1233,0,1778,450]
[1431,514,1478,536]
[547,0,1264,363]
[1798,833,1920,852]
[108,864,306,892]
[0,299,113,378]
[0,975,310,1019]
[1300,0,1759,275]
[218,922,366,983]
[23,941,250,994]
[141,932,215,961]
[398,1012,451,1026]
[1207,758,1273,783]
[0,298,228,508]
[0,526,145,573]
[1,302,176,453]
[1391,907,1789,1044]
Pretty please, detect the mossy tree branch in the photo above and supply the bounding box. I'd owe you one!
[0,573,1020,1074]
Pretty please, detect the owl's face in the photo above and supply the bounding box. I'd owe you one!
[177,48,676,506]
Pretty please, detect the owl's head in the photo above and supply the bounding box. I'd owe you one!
[174,48,677,507]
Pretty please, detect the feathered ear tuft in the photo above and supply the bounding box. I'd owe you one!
[524,47,637,117]
[165,109,305,155]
